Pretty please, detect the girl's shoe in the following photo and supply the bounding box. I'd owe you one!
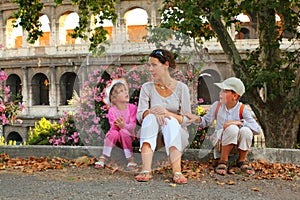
[126,157,137,169]
[135,171,152,182]
[173,172,187,184]
[95,155,108,169]
[127,162,137,169]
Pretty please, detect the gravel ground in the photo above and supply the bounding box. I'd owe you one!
[0,166,299,200]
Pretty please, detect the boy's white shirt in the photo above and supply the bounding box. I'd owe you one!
[196,101,262,136]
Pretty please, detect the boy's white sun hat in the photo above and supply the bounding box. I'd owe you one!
[214,77,245,96]
[103,78,128,107]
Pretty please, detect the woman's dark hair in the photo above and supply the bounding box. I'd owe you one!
[149,49,176,69]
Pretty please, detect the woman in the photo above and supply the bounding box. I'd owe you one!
[135,49,191,184]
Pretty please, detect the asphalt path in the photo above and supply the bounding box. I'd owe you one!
[0,166,299,200]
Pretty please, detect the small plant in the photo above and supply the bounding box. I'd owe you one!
[48,112,82,146]
[0,136,5,145]
[27,118,61,145]
[0,70,24,125]
[189,98,212,149]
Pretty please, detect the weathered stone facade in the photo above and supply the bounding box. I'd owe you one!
[0,0,297,144]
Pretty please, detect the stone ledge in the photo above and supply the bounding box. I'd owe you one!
[0,146,299,164]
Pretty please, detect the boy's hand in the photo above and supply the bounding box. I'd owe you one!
[114,117,125,128]
[185,113,201,123]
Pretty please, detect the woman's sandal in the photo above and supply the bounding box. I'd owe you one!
[135,171,152,182]
[173,172,188,184]
[237,160,255,175]
[215,160,228,175]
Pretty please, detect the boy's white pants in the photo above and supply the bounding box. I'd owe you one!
[214,125,253,159]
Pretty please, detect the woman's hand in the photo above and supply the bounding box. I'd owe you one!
[223,120,242,130]
[150,106,171,125]
[150,106,168,116]
[184,113,201,124]
[155,114,167,125]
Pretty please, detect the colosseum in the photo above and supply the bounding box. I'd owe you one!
[1,0,293,145]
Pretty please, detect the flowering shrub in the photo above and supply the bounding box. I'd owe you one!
[70,65,151,146]
[0,70,24,125]
[189,98,211,149]
[27,65,208,148]
[49,112,82,146]
[27,117,61,145]
[28,112,82,146]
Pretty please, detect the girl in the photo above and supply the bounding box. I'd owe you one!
[95,78,137,169]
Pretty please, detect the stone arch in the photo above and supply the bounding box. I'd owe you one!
[5,17,23,48]
[6,74,22,102]
[31,73,49,105]
[124,7,148,42]
[276,13,293,38]
[197,70,221,104]
[58,11,80,45]
[6,131,23,145]
[235,13,255,39]
[59,72,79,105]
[236,27,250,39]
[54,5,78,19]
[37,14,51,46]
[120,2,152,19]
[90,13,114,40]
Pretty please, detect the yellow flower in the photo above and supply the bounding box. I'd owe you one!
[195,105,206,116]
[0,136,5,145]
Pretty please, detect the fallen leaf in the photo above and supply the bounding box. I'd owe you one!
[169,183,177,187]
[110,167,119,174]
[251,187,260,191]
[216,181,225,185]
[75,156,90,166]
[56,164,63,169]
[226,180,236,185]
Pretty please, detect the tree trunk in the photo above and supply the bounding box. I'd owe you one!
[243,83,300,148]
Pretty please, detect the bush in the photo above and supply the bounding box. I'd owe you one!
[27,65,209,149]
[27,118,61,145]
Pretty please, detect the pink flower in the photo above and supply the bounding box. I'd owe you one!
[198,98,204,104]
[0,71,8,81]
[0,104,5,112]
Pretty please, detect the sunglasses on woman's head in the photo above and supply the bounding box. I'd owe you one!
[151,50,166,63]
[152,50,164,57]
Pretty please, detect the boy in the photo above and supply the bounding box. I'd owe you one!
[185,77,261,175]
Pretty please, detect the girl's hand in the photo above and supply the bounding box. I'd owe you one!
[114,117,125,128]
[223,120,242,129]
